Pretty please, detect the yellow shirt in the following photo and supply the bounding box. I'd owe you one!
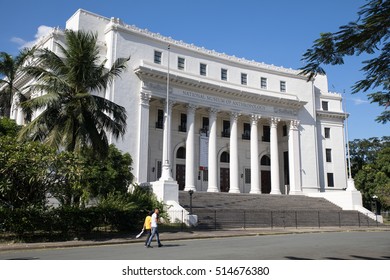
[144,216,151,230]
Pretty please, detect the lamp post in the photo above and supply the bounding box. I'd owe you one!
[188,189,194,215]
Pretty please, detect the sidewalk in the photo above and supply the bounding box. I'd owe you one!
[1,226,389,252]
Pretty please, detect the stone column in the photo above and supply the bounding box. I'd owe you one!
[184,104,197,191]
[207,108,219,192]
[250,115,261,194]
[229,112,240,193]
[136,92,151,183]
[288,120,302,194]
[270,117,281,194]
[160,100,175,181]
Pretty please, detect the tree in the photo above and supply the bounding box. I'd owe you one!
[18,30,129,158]
[300,0,390,123]
[83,145,134,198]
[0,136,55,209]
[350,137,390,209]
[0,117,21,137]
[0,49,34,118]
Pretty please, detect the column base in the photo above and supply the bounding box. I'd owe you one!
[270,190,281,195]
[184,185,196,192]
[207,186,219,192]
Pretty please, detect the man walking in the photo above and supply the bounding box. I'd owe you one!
[142,210,153,247]
[146,208,163,248]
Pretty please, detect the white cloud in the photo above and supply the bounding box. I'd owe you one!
[11,25,53,49]
[352,97,369,105]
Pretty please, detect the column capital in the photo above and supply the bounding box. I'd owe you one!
[250,114,261,124]
[140,92,151,106]
[230,112,241,122]
[163,100,175,111]
[289,119,300,130]
[208,107,219,117]
[270,117,280,127]
[186,104,197,113]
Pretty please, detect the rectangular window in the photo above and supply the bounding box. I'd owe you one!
[179,113,187,132]
[157,161,162,180]
[283,125,288,137]
[327,173,334,187]
[200,117,209,134]
[322,101,329,111]
[280,81,286,92]
[154,50,162,64]
[203,169,208,182]
[241,73,247,85]
[262,125,270,142]
[242,123,251,140]
[325,127,331,138]
[200,63,207,76]
[326,148,332,162]
[178,57,185,70]
[221,68,227,81]
[222,120,230,137]
[156,109,164,129]
[261,77,267,89]
[245,168,251,184]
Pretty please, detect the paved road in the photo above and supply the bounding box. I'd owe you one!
[1,231,389,260]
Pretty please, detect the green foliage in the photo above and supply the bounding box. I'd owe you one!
[0,48,34,118]
[352,137,390,209]
[0,117,21,137]
[18,30,129,158]
[83,145,134,198]
[300,0,390,123]
[0,136,55,209]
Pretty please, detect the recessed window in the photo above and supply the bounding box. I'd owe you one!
[261,155,271,166]
[200,63,207,76]
[156,109,164,129]
[242,123,250,140]
[326,148,332,162]
[283,125,288,136]
[176,147,186,159]
[322,101,329,111]
[327,173,334,187]
[241,73,247,85]
[280,81,286,92]
[179,113,187,132]
[245,168,251,184]
[222,120,230,137]
[325,127,331,138]
[221,68,227,81]
[154,50,162,64]
[178,57,185,70]
[261,77,267,89]
[262,125,270,142]
[220,151,230,163]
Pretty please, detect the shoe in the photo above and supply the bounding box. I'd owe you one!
[147,245,153,248]
[158,244,163,247]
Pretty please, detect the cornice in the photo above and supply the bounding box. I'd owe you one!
[77,9,304,78]
[135,64,306,112]
[317,110,347,120]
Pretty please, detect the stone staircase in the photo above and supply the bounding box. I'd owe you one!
[178,191,378,229]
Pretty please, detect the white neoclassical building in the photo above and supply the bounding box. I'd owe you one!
[10,9,369,217]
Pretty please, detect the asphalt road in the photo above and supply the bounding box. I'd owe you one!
[1,231,389,260]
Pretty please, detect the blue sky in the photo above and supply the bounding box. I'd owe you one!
[0,0,388,140]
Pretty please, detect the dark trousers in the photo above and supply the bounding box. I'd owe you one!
[144,229,151,246]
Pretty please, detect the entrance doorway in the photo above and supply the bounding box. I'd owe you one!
[220,168,230,192]
[261,170,271,194]
[176,164,185,190]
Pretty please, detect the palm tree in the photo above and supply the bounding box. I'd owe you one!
[0,49,33,118]
[18,29,129,158]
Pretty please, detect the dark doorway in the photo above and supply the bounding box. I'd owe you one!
[261,170,271,194]
[176,164,185,190]
[220,168,230,192]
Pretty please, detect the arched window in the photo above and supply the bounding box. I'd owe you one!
[220,151,230,163]
[261,155,271,166]
[176,147,186,159]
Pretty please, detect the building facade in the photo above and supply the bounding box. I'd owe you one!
[11,9,367,213]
